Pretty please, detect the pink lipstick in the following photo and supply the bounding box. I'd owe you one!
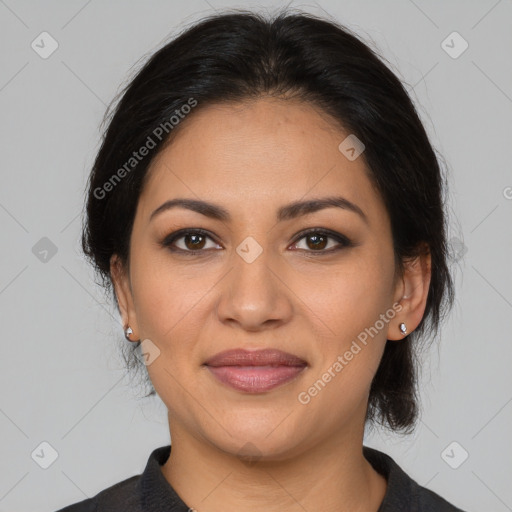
[204,348,307,393]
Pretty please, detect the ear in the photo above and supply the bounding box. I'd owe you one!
[387,245,431,341]
[110,254,139,339]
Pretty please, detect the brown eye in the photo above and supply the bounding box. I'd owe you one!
[291,229,353,254]
[305,233,328,250]
[183,233,207,250]
[162,229,222,253]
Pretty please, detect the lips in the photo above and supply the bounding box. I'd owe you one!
[204,349,308,393]
[204,348,307,367]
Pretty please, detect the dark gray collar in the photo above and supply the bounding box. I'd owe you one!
[135,444,464,512]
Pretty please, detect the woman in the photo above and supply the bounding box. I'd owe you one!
[57,8,465,512]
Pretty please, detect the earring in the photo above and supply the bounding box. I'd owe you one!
[399,322,407,335]
[125,326,134,341]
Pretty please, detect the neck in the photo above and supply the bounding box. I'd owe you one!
[161,418,387,512]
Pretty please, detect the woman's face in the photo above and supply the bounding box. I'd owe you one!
[113,97,412,460]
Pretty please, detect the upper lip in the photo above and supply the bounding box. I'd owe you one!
[204,349,307,367]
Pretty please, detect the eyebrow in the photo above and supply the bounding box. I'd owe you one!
[150,196,368,225]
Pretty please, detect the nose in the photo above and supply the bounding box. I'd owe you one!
[215,246,294,332]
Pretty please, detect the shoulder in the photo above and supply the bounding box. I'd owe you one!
[412,483,467,512]
[363,446,467,512]
[54,474,140,512]
[54,445,174,512]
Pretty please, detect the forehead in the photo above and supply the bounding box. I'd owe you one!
[138,97,385,224]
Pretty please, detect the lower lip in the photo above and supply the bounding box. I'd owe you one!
[206,365,306,393]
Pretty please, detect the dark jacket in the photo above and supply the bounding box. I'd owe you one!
[55,444,466,511]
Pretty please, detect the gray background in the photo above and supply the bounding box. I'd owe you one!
[1,1,511,511]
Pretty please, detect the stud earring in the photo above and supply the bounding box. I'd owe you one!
[399,323,407,335]
[125,326,134,341]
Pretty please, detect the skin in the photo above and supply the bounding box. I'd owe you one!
[111,97,431,512]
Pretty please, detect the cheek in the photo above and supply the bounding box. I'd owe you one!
[130,242,201,326]
[294,266,393,421]
[293,253,395,408]
[296,253,395,341]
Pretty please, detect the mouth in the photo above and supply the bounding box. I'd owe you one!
[203,349,308,393]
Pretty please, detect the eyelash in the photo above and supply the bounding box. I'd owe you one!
[160,228,354,256]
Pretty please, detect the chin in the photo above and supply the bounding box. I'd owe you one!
[203,415,306,462]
